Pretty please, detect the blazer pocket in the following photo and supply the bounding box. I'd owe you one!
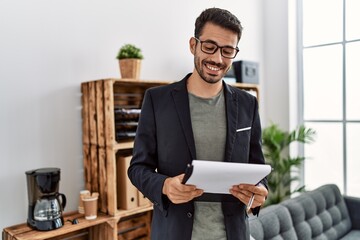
[236,127,251,132]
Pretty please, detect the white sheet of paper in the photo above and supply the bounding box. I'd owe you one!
[186,160,271,194]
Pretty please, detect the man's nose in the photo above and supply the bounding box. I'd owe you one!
[211,48,223,62]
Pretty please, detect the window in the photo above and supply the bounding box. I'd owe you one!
[300,0,360,196]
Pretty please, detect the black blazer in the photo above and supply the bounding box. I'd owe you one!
[128,74,267,240]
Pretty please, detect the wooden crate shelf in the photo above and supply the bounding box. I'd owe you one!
[232,82,259,98]
[81,79,169,216]
[2,212,115,240]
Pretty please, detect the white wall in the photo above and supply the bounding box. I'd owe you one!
[0,0,290,230]
[263,0,290,130]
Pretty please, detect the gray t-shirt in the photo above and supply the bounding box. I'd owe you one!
[189,90,227,240]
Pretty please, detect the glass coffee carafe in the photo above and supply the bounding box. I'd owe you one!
[33,193,66,221]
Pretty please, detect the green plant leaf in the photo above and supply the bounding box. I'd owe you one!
[116,44,144,60]
[262,123,316,207]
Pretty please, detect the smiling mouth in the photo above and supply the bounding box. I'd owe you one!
[204,61,223,73]
[206,64,220,71]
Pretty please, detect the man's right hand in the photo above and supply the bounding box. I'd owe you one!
[162,174,204,204]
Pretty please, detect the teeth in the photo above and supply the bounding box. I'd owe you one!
[206,65,220,71]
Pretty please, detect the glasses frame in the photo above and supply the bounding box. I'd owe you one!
[194,37,239,59]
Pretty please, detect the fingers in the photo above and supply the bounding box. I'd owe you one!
[167,187,203,204]
[237,184,268,197]
[163,174,203,204]
[229,184,268,208]
[229,188,253,205]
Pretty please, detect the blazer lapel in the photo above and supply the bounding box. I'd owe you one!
[171,76,196,161]
[224,82,238,162]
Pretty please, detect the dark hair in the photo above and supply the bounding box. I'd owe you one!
[194,8,243,42]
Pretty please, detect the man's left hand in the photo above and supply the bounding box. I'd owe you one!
[229,184,268,209]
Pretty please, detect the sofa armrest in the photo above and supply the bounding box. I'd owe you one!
[344,195,360,229]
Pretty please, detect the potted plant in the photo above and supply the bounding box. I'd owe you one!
[116,44,144,79]
[262,123,316,206]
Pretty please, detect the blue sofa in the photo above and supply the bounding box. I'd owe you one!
[249,184,360,240]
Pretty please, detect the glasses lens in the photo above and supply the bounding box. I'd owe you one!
[201,42,217,54]
[221,47,237,58]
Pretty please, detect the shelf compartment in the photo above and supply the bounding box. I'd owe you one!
[81,79,170,148]
[117,211,152,240]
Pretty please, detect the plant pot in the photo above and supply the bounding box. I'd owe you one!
[119,59,142,79]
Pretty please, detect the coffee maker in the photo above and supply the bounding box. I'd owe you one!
[26,168,67,231]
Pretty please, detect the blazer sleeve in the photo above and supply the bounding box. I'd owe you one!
[249,97,268,216]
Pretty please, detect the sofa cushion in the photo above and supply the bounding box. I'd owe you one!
[249,204,297,240]
[340,230,360,240]
[281,184,351,240]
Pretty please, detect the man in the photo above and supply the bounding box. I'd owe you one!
[128,7,268,240]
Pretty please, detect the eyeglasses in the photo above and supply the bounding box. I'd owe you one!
[194,37,239,59]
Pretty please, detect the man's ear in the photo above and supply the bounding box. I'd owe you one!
[189,37,196,55]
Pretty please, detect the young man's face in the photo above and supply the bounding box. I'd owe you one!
[190,22,239,84]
